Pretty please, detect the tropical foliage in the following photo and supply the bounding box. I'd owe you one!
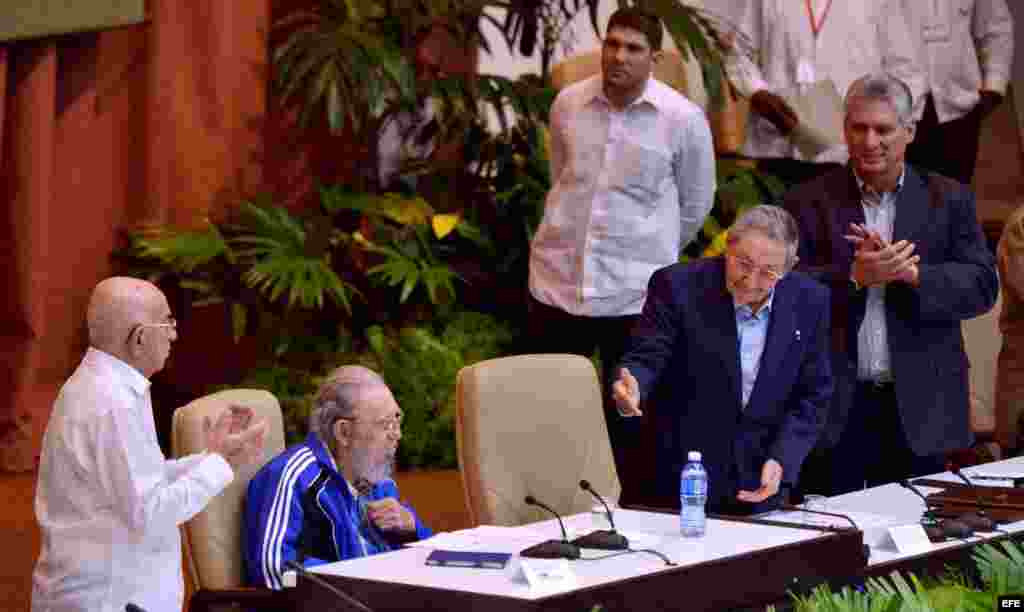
[775,540,1024,612]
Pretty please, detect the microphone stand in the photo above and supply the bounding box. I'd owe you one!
[899,480,974,540]
[780,504,870,562]
[572,480,629,550]
[520,496,581,559]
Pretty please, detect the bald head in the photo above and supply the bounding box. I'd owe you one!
[87,277,175,375]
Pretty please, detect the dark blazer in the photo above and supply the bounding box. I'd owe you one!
[783,165,999,454]
[619,257,832,508]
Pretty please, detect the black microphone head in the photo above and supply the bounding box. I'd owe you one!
[579,479,591,491]
[126,605,146,612]
[524,495,537,506]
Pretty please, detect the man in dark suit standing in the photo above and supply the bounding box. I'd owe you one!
[613,206,833,513]
[784,73,999,496]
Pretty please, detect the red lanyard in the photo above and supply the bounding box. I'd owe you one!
[804,0,834,39]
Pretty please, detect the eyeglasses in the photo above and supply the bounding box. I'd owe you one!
[338,413,403,432]
[728,253,784,285]
[126,317,177,345]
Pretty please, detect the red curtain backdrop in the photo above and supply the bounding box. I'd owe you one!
[0,1,270,465]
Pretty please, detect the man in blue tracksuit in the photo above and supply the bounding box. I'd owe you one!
[245,366,431,589]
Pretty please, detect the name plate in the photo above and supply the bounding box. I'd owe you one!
[515,558,576,589]
[886,524,933,555]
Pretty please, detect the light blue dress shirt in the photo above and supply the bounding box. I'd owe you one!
[855,169,905,382]
[735,290,775,408]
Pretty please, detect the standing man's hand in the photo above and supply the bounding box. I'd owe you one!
[736,459,783,503]
[845,223,920,287]
[612,367,642,417]
[750,90,799,135]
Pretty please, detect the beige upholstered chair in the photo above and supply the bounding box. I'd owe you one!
[171,389,288,612]
[550,48,707,109]
[965,290,1004,437]
[456,354,620,526]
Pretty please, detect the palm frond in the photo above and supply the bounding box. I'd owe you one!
[130,226,229,273]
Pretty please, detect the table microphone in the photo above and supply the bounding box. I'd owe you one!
[780,503,859,529]
[126,605,147,612]
[899,479,974,541]
[780,504,870,562]
[951,469,999,532]
[284,560,375,612]
[571,480,629,550]
[520,496,581,559]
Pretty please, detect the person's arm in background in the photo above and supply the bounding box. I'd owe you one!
[675,111,716,250]
[722,0,799,134]
[547,90,570,188]
[880,0,927,119]
[973,0,1014,116]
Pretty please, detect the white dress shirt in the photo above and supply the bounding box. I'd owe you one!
[901,0,1014,123]
[32,348,234,612]
[529,75,715,317]
[726,0,925,160]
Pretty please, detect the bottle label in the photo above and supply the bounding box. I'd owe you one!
[681,477,706,497]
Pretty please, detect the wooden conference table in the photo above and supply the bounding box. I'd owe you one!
[295,457,1024,612]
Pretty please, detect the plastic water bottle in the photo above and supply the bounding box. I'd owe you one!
[680,450,707,537]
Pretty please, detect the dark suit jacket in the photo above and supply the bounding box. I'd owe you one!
[619,257,832,508]
[783,165,999,454]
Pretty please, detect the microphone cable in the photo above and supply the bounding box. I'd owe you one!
[576,547,677,566]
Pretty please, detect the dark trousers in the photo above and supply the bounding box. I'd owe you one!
[906,94,984,186]
[526,294,641,504]
[827,382,947,496]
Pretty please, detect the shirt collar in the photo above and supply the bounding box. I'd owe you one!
[84,347,150,397]
[591,75,661,111]
[734,286,776,319]
[853,166,906,202]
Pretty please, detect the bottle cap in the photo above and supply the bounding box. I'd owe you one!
[687,450,702,462]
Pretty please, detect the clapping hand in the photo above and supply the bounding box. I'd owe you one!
[845,223,920,287]
[612,367,642,417]
[204,405,268,470]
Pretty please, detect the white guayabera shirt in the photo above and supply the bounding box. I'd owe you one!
[32,348,234,612]
[530,75,715,317]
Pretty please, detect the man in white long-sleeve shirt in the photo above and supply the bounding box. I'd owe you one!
[528,7,715,505]
[902,0,1014,185]
[725,0,924,181]
[31,277,267,612]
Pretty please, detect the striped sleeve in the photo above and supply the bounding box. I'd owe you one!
[245,448,316,590]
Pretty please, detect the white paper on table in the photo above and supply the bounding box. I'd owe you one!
[407,525,550,553]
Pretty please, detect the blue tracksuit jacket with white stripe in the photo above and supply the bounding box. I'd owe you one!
[244,432,431,589]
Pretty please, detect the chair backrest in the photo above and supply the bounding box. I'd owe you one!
[456,354,620,526]
[550,48,707,109]
[965,289,1004,434]
[171,389,286,591]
